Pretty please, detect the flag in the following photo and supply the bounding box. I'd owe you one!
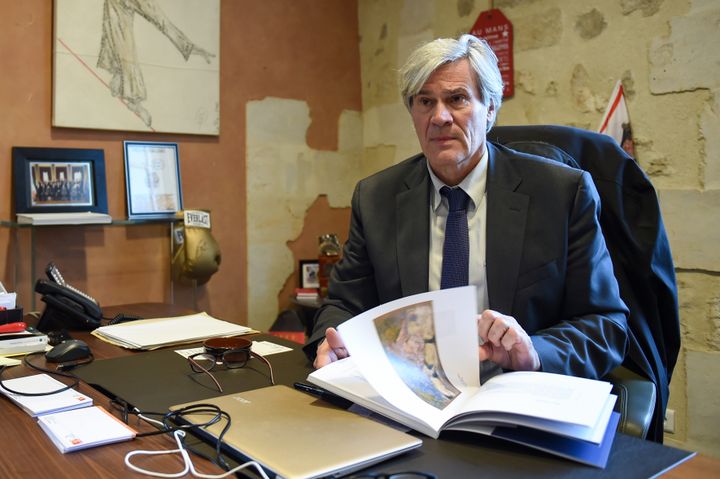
[598,80,635,158]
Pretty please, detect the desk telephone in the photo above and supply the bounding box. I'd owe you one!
[35,263,103,332]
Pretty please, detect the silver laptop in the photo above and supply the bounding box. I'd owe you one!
[169,385,422,479]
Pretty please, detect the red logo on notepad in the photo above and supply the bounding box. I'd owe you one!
[71,438,83,445]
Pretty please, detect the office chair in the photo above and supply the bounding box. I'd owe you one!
[487,125,680,442]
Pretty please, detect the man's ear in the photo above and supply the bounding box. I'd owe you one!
[487,104,496,123]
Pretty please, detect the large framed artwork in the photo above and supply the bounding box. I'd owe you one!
[52,0,220,135]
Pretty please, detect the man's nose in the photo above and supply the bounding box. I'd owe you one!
[430,102,452,125]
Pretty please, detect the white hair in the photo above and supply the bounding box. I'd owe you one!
[399,34,504,130]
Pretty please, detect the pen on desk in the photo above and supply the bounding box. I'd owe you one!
[293,382,353,409]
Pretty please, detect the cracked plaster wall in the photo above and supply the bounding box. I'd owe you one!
[358,0,719,456]
[246,98,362,332]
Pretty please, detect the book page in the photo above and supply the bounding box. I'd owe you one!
[456,371,613,427]
[338,286,480,432]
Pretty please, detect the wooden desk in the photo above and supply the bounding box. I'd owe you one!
[0,303,224,479]
[663,454,719,478]
[1,303,717,478]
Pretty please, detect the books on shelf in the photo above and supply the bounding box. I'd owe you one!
[307,286,619,468]
[0,329,49,356]
[294,288,319,301]
[37,405,136,453]
[0,373,92,417]
[16,212,112,225]
[92,312,256,350]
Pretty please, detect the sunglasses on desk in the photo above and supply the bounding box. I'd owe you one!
[187,336,275,393]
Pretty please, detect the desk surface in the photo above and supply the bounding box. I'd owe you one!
[0,303,717,478]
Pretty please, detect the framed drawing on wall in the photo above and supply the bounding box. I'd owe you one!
[52,0,220,135]
[124,141,183,220]
[12,147,108,215]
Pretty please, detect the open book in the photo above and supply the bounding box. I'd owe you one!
[308,286,620,468]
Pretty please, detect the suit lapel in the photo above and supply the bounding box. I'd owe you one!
[486,143,528,314]
[397,157,431,297]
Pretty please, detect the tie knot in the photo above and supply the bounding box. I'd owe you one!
[441,187,470,212]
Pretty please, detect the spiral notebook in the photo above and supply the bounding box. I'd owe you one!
[170,385,421,479]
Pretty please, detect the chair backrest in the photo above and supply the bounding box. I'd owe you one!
[488,125,680,442]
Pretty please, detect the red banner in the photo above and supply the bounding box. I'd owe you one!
[470,9,514,98]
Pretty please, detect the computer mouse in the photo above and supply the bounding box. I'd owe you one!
[45,339,92,363]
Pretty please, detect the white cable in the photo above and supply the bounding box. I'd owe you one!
[124,437,190,478]
[135,409,165,428]
[125,430,271,479]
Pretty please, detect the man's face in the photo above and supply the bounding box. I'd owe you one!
[410,59,494,186]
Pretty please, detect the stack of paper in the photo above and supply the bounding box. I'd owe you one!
[0,329,49,356]
[38,406,136,453]
[92,312,256,350]
[0,374,92,417]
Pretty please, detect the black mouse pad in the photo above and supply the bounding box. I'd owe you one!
[73,334,311,413]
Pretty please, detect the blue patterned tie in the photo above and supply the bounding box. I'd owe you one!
[440,186,470,289]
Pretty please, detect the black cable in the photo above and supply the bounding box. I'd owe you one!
[125,403,237,473]
[106,313,144,325]
[2,353,243,474]
[0,352,82,396]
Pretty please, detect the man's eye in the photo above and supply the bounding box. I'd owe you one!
[417,97,432,106]
[450,95,468,105]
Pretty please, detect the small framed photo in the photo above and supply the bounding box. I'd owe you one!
[299,260,320,289]
[124,141,183,220]
[12,147,108,214]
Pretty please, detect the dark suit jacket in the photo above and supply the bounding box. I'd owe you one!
[305,142,629,380]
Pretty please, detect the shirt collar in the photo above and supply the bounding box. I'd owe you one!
[428,147,488,212]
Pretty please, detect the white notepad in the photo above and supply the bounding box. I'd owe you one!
[38,405,136,453]
[0,373,92,417]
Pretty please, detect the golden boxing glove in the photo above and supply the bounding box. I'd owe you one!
[172,210,221,285]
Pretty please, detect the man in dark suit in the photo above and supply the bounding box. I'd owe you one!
[305,35,628,380]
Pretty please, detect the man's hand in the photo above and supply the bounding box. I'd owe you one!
[477,310,541,371]
[313,327,350,369]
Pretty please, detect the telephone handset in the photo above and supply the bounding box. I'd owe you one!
[35,262,103,332]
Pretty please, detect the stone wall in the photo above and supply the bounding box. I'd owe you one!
[358,0,719,456]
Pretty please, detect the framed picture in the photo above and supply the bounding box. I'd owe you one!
[52,0,220,135]
[12,147,108,214]
[299,260,320,289]
[124,141,183,220]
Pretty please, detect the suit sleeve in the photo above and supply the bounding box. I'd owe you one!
[530,171,629,379]
[303,181,380,359]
